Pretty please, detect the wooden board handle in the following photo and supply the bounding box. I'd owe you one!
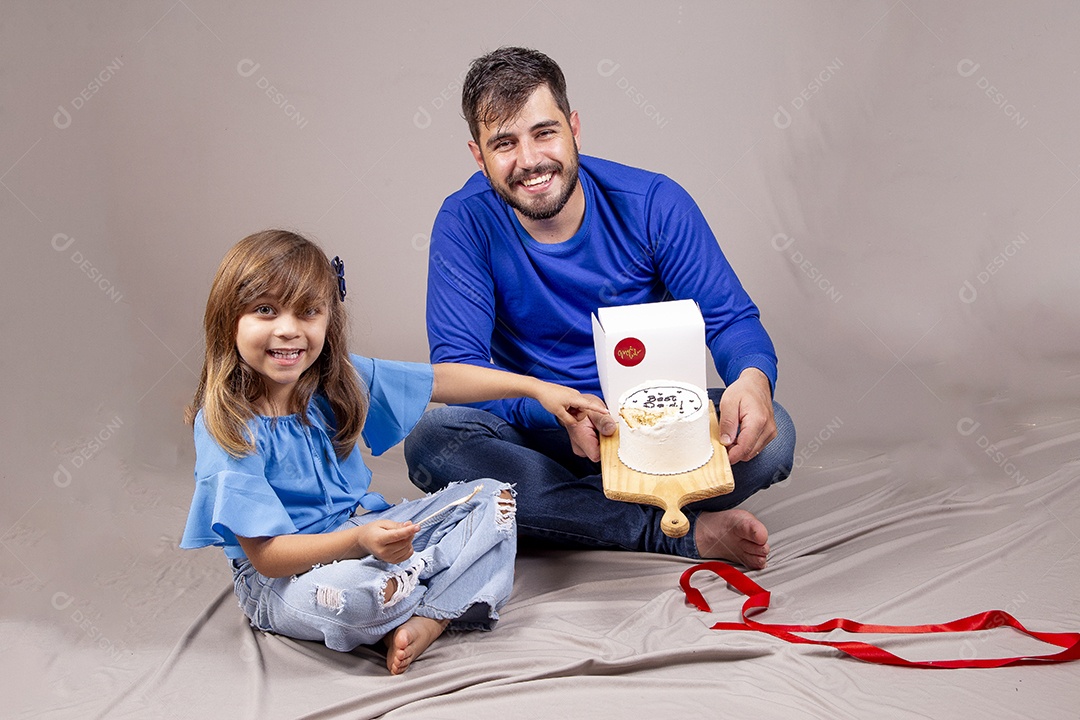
[661,507,690,538]
[599,412,734,539]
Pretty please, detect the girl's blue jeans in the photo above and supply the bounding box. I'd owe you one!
[403,390,795,558]
[230,479,515,652]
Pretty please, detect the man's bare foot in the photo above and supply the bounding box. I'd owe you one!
[384,616,449,675]
[694,509,770,569]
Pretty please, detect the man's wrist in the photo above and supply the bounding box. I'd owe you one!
[739,367,773,395]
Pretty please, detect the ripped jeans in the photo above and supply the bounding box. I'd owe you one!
[230,479,516,652]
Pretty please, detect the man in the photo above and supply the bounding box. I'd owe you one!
[404,47,795,569]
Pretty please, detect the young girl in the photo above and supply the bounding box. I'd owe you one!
[180,229,608,674]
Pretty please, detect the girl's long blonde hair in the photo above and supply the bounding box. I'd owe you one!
[187,230,366,459]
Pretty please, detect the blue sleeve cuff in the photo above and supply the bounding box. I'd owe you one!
[180,470,299,553]
[724,353,778,394]
[355,355,435,456]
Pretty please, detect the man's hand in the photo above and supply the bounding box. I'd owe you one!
[717,368,776,465]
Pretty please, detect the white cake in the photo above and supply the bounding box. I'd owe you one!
[616,380,713,475]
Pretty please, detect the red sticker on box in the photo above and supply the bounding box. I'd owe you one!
[614,337,646,367]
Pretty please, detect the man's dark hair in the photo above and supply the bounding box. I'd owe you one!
[461,47,571,142]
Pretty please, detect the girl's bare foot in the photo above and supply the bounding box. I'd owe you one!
[385,616,449,675]
[694,509,770,569]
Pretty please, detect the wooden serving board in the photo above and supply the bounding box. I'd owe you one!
[599,412,734,538]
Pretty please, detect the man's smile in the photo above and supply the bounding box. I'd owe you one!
[521,172,553,188]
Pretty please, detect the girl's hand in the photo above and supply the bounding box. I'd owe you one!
[535,384,615,462]
[356,520,419,564]
[534,383,609,426]
[428,363,615,462]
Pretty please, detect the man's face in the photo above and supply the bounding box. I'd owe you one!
[469,85,581,222]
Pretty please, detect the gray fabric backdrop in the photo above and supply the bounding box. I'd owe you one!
[3,2,1078,717]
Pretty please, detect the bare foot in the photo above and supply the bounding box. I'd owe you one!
[694,509,770,569]
[384,616,449,675]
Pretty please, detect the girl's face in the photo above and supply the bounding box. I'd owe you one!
[236,293,328,414]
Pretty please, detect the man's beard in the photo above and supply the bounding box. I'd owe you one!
[490,149,580,221]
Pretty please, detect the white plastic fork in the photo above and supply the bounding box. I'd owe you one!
[416,484,483,526]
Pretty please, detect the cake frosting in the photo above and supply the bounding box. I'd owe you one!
[616,380,713,475]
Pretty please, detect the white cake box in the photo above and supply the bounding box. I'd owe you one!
[591,299,708,408]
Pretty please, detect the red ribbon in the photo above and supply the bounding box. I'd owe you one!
[680,561,1080,668]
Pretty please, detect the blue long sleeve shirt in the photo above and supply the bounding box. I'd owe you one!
[427,155,777,430]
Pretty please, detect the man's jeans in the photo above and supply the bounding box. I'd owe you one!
[404,390,795,558]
